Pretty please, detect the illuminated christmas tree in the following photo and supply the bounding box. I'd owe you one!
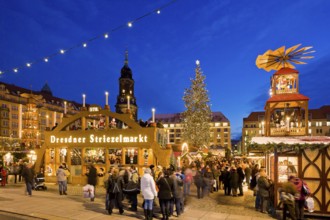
[181,60,211,151]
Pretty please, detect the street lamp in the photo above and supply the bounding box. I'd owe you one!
[152,108,155,123]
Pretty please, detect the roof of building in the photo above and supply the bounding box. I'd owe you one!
[251,136,330,145]
[309,105,330,119]
[243,111,265,122]
[274,68,299,75]
[0,81,82,110]
[266,93,309,103]
[153,112,230,123]
[40,83,53,96]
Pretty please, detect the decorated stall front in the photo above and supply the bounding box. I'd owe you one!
[250,136,330,215]
[36,105,171,185]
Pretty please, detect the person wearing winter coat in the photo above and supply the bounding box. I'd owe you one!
[229,166,239,196]
[169,170,184,217]
[126,167,140,211]
[289,175,310,220]
[183,167,192,197]
[106,168,125,215]
[244,164,252,187]
[257,169,271,213]
[222,166,231,195]
[237,165,245,196]
[21,163,35,196]
[193,167,204,199]
[86,164,97,201]
[157,169,174,220]
[203,165,214,194]
[212,164,221,192]
[141,168,158,220]
[56,165,67,195]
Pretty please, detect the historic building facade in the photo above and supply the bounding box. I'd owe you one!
[0,82,80,159]
[154,112,232,151]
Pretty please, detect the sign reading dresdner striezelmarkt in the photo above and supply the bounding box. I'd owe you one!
[50,134,148,144]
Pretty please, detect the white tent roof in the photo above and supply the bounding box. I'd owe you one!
[251,136,330,145]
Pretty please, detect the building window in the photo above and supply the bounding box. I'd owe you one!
[11,105,18,111]
[3,129,9,135]
[217,128,221,132]
[12,122,18,128]
[278,156,298,182]
[215,123,220,127]
[12,114,18,119]
[223,122,228,126]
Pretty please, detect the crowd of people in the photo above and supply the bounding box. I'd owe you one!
[1,156,312,220]
[80,156,312,220]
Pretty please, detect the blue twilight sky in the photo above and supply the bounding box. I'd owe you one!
[1,0,330,139]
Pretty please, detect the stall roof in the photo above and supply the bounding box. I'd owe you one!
[251,136,330,145]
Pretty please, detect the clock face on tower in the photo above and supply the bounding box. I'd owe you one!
[120,98,124,102]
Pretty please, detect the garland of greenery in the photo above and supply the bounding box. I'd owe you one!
[247,142,330,154]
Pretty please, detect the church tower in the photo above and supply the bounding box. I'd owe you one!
[115,50,138,120]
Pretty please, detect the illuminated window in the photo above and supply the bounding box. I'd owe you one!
[278,156,298,182]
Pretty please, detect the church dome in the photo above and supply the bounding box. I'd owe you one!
[120,50,132,79]
[121,64,132,79]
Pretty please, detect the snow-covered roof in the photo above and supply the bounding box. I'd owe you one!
[251,136,330,145]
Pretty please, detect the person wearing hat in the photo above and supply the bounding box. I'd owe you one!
[141,168,158,220]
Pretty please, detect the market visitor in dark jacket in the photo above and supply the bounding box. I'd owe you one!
[229,166,239,196]
[222,166,230,195]
[194,167,204,199]
[169,169,184,217]
[257,169,271,213]
[21,163,35,196]
[237,165,245,196]
[86,164,97,201]
[106,168,125,215]
[203,165,214,194]
[157,169,174,220]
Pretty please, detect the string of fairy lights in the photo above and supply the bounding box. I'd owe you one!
[0,0,179,75]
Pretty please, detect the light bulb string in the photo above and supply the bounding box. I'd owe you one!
[0,0,179,75]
